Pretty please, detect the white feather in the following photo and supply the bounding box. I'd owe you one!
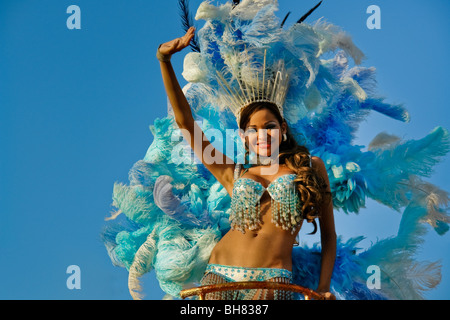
[128,230,158,300]
[182,52,208,83]
[407,261,442,292]
[368,132,401,150]
[231,0,277,21]
[195,1,232,21]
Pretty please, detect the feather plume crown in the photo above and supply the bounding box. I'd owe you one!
[182,0,368,127]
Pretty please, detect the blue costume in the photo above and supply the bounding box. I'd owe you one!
[101,0,450,300]
[200,264,294,300]
[230,163,303,234]
[199,160,306,300]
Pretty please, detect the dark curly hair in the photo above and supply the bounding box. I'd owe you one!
[238,101,331,234]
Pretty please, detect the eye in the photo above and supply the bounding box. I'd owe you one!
[245,128,257,135]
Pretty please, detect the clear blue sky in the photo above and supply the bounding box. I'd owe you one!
[1,0,449,299]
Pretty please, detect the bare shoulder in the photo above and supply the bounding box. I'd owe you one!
[311,156,325,170]
[311,156,330,182]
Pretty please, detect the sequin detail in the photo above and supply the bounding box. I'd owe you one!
[230,164,303,234]
[200,264,294,300]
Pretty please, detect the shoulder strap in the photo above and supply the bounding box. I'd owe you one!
[233,163,241,183]
[233,163,249,183]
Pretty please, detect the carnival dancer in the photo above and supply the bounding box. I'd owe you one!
[157,26,336,300]
[102,0,449,300]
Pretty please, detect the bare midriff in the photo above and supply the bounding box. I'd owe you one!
[208,192,303,271]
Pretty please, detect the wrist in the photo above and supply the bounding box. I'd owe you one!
[316,284,330,293]
[156,44,172,62]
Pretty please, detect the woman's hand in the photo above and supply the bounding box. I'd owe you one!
[159,26,196,56]
[317,290,336,300]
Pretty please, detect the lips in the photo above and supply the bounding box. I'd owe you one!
[258,143,271,149]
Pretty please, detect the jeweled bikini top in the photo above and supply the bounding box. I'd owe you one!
[230,160,309,235]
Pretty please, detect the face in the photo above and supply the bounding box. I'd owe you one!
[240,108,287,157]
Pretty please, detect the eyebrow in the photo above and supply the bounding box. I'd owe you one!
[247,121,277,128]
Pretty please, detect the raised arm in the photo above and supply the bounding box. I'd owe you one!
[157,27,236,195]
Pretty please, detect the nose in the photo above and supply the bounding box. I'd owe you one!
[258,129,269,142]
[258,129,279,144]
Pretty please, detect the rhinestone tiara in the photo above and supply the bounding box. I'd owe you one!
[215,49,290,126]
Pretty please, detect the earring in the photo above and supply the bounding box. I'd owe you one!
[282,133,287,141]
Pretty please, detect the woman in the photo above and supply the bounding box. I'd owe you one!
[157,27,336,300]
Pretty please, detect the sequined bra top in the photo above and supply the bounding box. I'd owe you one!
[230,159,310,235]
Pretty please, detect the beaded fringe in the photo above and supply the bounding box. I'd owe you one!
[230,180,302,234]
[270,186,302,234]
[200,272,295,300]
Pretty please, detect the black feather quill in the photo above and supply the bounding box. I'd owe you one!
[297,1,323,24]
[178,0,201,52]
[280,11,291,28]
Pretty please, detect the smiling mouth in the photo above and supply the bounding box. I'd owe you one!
[258,144,271,148]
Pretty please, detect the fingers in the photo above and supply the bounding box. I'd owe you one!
[316,290,336,300]
[182,26,196,46]
[322,292,336,300]
[158,27,196,56]
[186,26,196,34]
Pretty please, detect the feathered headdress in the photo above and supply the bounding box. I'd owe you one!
[215,49,290,125]
[181,0,325,126]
